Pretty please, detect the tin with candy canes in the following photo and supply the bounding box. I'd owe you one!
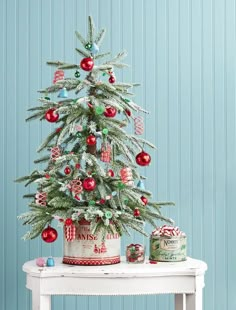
[63,219,120,265]
[149,225,187,262]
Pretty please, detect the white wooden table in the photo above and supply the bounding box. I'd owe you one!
[23,257,207,310]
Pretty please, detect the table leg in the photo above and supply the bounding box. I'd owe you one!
[186,290,202,310]
[32,292,51,310]
[175,294,185,310]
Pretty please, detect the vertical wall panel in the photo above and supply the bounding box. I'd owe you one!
[0,0,235,309]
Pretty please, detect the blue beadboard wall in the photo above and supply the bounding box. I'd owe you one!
[0,0,236,309]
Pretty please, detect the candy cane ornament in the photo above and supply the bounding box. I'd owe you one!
[50,146,61,160]
[134,116,144,135]
[69,179,83,195]
[101,143,112,163]
[35,192,47,206]
[120,167,134,187]
[53,70,65,84]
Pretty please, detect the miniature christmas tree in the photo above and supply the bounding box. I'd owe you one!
[17,16,173,243]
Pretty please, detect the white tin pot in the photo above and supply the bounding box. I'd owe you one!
[63,219,120,265]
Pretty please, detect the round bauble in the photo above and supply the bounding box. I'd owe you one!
[104,106,117,118]
[45,108,59,123]
[91,43,99,54]
[135,151,151,166]
[65,218,73,226]
[64,166,71,175]
[74,70,80,78]
[108,75,116,84]
[75,163,81,169]
[107,169,115,177]
[85,42,92,50]
[86,135,96,145]
[35,257,45,267]
[141,196,148,205]
[80,57,94,71]
[133,208,140,217]
[41,226,58,243]
[82,177,96,191]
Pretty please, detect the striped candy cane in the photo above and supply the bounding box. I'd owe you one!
[120,167,134,187]
[134,116,144,135]
[53,70,65,84]
[101,143,112,163]
[64,224,76,242]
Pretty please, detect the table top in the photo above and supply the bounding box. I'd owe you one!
[23,257,207,278]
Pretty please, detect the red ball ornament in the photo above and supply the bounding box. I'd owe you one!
[104,106,117,118]
[135,151,151,166]
[80,57,94,71]
[107,169,115,177]
[86,135,96,145]
[82,177,96,191]
[141,196,148,205]
[41,226,58,243]
[45,108,59,123]
[133,208,140,217]
[75,163,81,169]
[64,166,71,175]
[108,75,116,83]
[65,218,73,226]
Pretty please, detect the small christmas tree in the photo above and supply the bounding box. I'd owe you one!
[17,16,173,243]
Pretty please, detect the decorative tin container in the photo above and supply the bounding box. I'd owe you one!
[149,225,187,262]
[126,244,145,263]
[63,219,120,265]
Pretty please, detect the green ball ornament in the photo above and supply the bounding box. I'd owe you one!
[85,42,92,50]
[125,98,130,103]
[102,128,109,135]
[105,211,112,219]
[76,132,82,138]
[74,70,80,78]
[95,106,105,115]
[117,182,125,189]
[102,72,106,76]
[89,200,96,206]
[124,198,129,204]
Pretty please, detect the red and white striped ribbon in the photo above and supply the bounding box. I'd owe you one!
[134,116,144,135]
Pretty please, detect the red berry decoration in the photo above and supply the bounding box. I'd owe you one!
[125,109,131,116]
[41,226,58,243]
[86,135,96,145]
[133,208,140,217]
[104,106,117,118]
[75,163,81,169]
[141,196,148,205]
[45,173,50,179]
[135,151,151,166]
[65,218,73,226]
[56,127,62,133]
[100,199,106,204]
[107,169,115,177]
[82,177,96,191]
[108,75,116,83]
[64,166,71,175]
[45,108,59,123]
[80,57,94,71]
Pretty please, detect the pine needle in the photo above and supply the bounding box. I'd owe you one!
[75,30,87,46]
[95,28,106,46]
